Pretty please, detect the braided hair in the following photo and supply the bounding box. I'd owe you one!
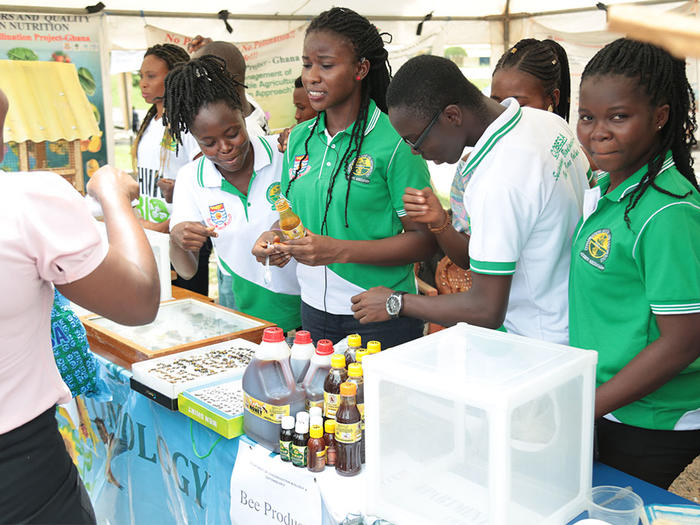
[286,7,392,230]
[582,38,698,228]
[131,44,190,169]
[162,55,244,151]
[495,38,571,122]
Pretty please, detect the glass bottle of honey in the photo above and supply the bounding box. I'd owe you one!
[323,354,348,420]
[335,382,362,476]
[275,198,305,240]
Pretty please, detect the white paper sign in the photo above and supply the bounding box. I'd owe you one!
[229,443,322,525]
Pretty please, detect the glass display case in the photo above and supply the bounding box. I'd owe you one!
[82,298,275,369]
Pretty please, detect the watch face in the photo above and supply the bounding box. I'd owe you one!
[387,295,400,315]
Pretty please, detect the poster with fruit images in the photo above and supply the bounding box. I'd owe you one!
[0,12,108,187]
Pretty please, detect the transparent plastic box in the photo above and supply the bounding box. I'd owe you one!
[363,323,597,525]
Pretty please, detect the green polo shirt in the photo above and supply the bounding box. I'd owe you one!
[569,152,700,430]
[280,100,431,314]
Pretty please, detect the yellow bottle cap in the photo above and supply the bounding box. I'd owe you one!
[324,419,335,433]
[331,354,346,368]
[347,334,361,348]
[348,363,363,378]
[309,425,323,439]
[355,349,369,363]
[340,382,357,396]
[367,340,381,354]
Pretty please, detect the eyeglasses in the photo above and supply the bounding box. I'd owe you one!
[403,106,444,152]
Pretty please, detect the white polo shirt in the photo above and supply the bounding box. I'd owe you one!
[461,98,590,344]
[171,135,301,331]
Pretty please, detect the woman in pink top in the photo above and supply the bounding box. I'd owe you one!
[0,89,160,524]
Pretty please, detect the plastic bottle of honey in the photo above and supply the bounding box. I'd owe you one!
[344,333,362,366]
[347,363,365,464]
[242,327,304,452]
[302,340,334,411]
[355,348,368,365]
[290,330,315,384]
[323,354,348,420]
[307,424,326,472]
[335,382,362,476]
[324,419,336,467]
[367,340,381,355]
[275,198,305,240]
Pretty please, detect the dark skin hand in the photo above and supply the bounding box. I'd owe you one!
[169,222,217,280]
[595,313,700,419]
[403,186,470,269]
[351,271,512,329]
[156,178,174,203]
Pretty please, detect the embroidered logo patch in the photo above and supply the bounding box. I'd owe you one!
[347,154,374,184]
[265,182,282,210]
[207,203,232,229]
[289,154,311,179]
[579,228,611,270]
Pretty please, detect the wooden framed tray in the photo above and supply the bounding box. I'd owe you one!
[82,297,274,369]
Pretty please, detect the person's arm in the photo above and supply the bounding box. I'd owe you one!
[403,186,470,269]
[56,166,160,325]
[595,313,700,418]
[351,272,511,328]
[169,221,216,279]
[139,216,170,233]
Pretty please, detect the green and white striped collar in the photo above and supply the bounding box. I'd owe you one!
[599,151,675,203]
[196,135,274,188]
[461,98,522,178]
[313,99,382,138]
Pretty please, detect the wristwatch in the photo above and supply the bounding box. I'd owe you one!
[385,291,406,320]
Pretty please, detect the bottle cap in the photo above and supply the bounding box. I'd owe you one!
[274,198,290,212]
[310,416,323,428]
[316,339,334,356]
[281,415,295,430]
[294,420,308,434]
[324,419,336,433]
[294,330,312,345]
[309,425,323,439]
[340,382,357,396]
[347,334,361,348]
[296,411,310,424]
[355,349,369,363]
[348,363,363,378]
[331,354,346,368]
[367,340,381,354]
[309,406,323,419]
[262,326,285,343]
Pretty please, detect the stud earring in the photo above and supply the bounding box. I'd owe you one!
[547,104,553,112]
[356,75,362,81]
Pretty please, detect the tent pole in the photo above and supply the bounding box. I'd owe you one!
[504,0,511,51]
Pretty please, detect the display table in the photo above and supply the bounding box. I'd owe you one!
[57,355,697,525]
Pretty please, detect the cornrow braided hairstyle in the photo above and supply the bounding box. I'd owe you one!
[582,38,698,228]
[286,7,392,230]
[495,38,571,122]
[162,55,244,151]
[131,43,190,170]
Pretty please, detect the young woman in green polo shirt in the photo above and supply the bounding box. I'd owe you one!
[253,7,435,347]
[572,38,700,488]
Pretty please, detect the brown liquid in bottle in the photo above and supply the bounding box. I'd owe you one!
[324,419,336,467]
[307,424,326,472]
[335,382,361,476]
[323,354,348,420]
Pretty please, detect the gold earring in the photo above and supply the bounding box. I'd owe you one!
[547,104,553,112]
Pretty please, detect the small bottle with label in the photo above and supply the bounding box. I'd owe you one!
[344,333,362,366]
[307,424,326,472]
[324,419,337,467]
[367,340,381,355]
[335,382,362,476]
[275,198,305,240]
[291,419,309,468]
[323,354,348,420]
[347,363,365,464]
[279,415,295,462]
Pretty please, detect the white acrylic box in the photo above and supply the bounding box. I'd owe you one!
[363,323,597,525]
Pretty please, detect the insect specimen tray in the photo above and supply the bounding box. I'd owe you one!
[82,297,274,369]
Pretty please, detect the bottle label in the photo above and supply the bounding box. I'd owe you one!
[282,223,305,240]
[243,393,290,424]
[291,444,307,467]
[316,448,326,461]
[357,403,365,430]
[306,398,324,411]
[335,422,361,444]
[324,392,340,419]
[280,440,291,461]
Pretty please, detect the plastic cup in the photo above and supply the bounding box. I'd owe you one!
[588,485,643,525]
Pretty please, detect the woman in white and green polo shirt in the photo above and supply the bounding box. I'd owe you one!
[572,39,700,488]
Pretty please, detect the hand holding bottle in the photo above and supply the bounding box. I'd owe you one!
[276,228,343,266]
[252,230,291,267]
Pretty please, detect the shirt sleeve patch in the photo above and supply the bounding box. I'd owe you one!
[651,301,700,315]
[395,208,407,217]
[469,259,516,275]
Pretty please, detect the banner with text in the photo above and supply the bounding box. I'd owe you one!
[0,12,108,184]
[145,24,307,131]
